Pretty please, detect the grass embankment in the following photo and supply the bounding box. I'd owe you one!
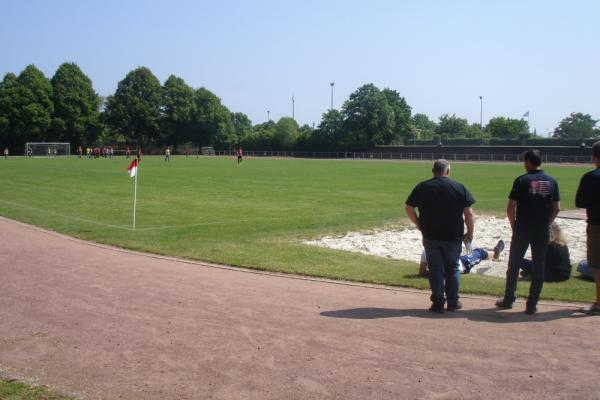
[0,380,73,400]
[0,155,594,302]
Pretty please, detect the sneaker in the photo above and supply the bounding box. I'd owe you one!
[493,240,505,259]
[525,305,537,315]
[495,299,513,309]
[429,304,444,314]
[580,303,600,316]
[447,301,463,311]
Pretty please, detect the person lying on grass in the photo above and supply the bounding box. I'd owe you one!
[419,240,505,276]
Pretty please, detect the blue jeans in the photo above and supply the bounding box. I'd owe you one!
[577,260,596,281]
[423,239,462,307]
[504,226,550,307]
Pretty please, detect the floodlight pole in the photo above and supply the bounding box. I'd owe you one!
[330,82,334,110]
[267,110,270,121]
[292,96,295,120]
[479,96,483,145]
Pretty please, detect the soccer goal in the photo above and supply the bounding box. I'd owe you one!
[201,146,215,155]
[25,142,71,157]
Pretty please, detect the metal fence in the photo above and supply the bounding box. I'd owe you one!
[214,150,592,164]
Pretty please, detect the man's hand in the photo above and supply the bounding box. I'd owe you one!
[507,199,517,231]
[464,231,473,242]
[463,207,474,242]
[405,205,421,231]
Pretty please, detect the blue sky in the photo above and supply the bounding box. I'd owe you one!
[2,0,598,135]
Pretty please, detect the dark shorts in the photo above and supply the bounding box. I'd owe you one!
[587,224,600,269]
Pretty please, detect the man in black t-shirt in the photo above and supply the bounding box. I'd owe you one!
[575,141,600,315]
[497,149,560,315]
[406,159,475,313]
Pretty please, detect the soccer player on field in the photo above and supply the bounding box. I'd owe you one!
[3,147,8,159]
[237,146,243,164]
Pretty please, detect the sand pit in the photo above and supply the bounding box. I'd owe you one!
[304,215,587,278]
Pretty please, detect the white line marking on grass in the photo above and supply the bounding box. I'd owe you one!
[0,198,253,232]
[0,199,132,230]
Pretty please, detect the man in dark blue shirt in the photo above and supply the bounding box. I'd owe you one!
[497,149,560,315]
[406,159,475,313]
[575,141,600,315]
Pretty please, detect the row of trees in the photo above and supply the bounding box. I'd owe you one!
[1,63,598,152]
[412,112,599,141]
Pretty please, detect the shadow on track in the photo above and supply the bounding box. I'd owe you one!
[320,307,589,323]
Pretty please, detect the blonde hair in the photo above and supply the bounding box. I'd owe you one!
[550,222,567,246]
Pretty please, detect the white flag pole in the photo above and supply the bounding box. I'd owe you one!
[132,165,138,230]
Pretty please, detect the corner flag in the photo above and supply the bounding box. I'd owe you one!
[127,159,139,230]
[127,159,138,177]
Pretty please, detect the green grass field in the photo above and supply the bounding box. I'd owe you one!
[0,380,72,400]
[0,155,595,302]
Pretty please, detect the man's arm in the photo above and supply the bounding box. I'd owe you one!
[549,201,560,225]
[463,206,474,242]
[405,205,420,231]
[575,175,589,209]
[507,199,517,231]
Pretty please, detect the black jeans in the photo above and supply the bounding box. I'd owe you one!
[504,226,550,306]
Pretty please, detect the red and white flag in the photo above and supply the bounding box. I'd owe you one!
[127,159,138,178]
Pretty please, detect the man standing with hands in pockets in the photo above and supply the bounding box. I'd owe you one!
[406,159,475,313]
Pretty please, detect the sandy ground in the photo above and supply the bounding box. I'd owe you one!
[1,216,599,400]
[304,213,587,278]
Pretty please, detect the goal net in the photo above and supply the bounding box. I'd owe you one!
[25,142,71,157]
[201,146,215,155]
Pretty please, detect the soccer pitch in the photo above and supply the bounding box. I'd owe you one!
[0,155,595,302]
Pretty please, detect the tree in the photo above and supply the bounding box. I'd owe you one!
[295,123,315,150]
[191,87,234,148]
[382,88,412,142]
[485,116,529,139]
[0,73,19,148]
[412,113,437,139]
[243,121,275,150]
[436,114,469,138]
[312,109,345,150]
[50,62,101,145]
[341,83,394,149]
[104,67,162,146]
[3,65,54,147]
[465,123,484,139]
[554,112,598,139]
[161,75,196,146]
[231,112,252,145]
[272,117,299,150]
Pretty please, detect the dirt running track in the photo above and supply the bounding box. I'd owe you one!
[1,217,599,400]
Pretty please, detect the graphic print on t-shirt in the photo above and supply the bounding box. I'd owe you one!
[529,180,551,197]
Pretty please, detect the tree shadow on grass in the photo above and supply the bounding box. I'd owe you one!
[320,307,589,323]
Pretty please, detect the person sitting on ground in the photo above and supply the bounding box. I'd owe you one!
[520,222,571,282]
[419,239,505,276]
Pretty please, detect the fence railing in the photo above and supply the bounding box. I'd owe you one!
[213,150,592,164]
